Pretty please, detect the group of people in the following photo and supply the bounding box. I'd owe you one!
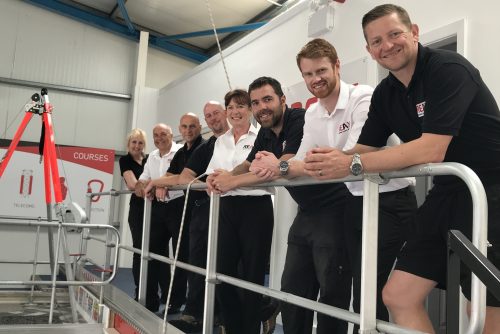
[119,4,500,334]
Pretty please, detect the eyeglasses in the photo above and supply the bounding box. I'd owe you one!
[368,30,410,49]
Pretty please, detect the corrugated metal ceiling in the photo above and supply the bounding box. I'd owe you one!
[23,0,298,63]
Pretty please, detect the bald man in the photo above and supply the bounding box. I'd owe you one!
[147,102,229,330]
[135,123,183,312]
[153,113,204,314]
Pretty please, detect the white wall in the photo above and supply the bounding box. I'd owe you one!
[0,1,196,152]
[0,1,198,275]
[146,48,196,90]
[158,0,500,133]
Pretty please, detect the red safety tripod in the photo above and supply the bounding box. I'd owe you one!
[0,88,63,207]
[0,88,78,323]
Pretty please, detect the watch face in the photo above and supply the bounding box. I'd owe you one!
[279,161,289,175]
[351,163,362,176]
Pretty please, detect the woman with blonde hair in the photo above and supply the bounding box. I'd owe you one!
[119,128,148,299]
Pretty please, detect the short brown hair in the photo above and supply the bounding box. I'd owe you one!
[224,89,251,108]
[362,4,412,40]
[296,38,338,70]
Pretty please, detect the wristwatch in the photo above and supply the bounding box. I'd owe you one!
[350,153,363,176]
[279,160,290,176]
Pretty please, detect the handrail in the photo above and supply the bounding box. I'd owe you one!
[0,220,120,287]
[88,162,488,334]
[447,230,500,333]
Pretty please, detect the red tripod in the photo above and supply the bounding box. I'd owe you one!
[0,88,78,323]
[0,88,63,209]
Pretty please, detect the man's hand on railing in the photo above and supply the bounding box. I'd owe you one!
[155,187,170,202]
[250,151,279,179]
[304,147,351,180]
[209,169,234,193]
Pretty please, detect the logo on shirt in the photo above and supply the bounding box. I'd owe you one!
[416,101,426,118]
[338,122,350,134]
[282,140,287,152]
[243,145,253,150]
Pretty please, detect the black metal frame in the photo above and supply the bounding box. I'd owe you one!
[447,230,500,333]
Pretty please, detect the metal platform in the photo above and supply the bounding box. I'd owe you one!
[0,323,103,333]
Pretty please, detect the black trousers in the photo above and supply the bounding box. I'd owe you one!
[281,203,351,334]
[145,199,189,312]
[127,201,144,299]
[216,195,274,334]
[183,198,210,318]
[344,187,417,325]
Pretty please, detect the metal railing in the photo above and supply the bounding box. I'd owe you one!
[0,216,120,325]
[86,162,488,334]
[447,230,500,333]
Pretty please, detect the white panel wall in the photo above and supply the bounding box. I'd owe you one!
[0,1,195,151]
[146,48,196,90]
[158,0,500,133]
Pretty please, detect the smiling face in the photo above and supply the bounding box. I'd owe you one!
[226,98,251,128]
[203,103,228,136]
[300,56,339,99]
[152,124,173,154]
[127,135,145,158]
[364,12,419,75]
[179,114,201,145]
[249,84,285,129]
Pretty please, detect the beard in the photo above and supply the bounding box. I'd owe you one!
[258,109,282,128]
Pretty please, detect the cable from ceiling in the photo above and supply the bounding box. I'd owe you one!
[205,0,233,91]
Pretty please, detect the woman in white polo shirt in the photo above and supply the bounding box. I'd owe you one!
[206,89,274,334]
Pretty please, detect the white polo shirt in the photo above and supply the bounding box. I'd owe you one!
[206,124,273,197]
[294,80,415,196]
[139,143,184,201]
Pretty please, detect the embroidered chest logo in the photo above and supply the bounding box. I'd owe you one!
[243,145,253,150]
[282,140,287,152]
[338,122,350,134]
[416,101,426,118]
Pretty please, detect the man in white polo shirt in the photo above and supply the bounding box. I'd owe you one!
[135,123,183,312]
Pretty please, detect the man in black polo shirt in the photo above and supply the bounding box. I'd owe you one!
[147,102,229,331]
[145,113,204,314]
[208,76,352,333]
[303,4,500,332]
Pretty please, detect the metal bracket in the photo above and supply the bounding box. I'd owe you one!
[364,173,389,185]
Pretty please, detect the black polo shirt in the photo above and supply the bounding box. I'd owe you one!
[167,135,206,203]
[119,153,148,207]
[168,135,205,175]
[246,106,348,211]
[358,44,500,185]
[247,106,305,161]
[183,135,218,203]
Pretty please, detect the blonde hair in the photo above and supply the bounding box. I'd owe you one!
[126,128,147,153]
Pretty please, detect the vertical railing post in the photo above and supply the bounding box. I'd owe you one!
[101,190,117,305]
[80,193,93,263]
[202,193,220,334]
[359,177,380,333]
[138,199,152,305]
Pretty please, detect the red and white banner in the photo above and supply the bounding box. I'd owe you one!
[0,145,114,224]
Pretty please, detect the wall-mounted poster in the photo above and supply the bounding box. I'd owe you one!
[0,144,114,224]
